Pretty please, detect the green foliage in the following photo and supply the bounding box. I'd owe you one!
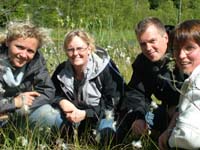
[1,0,200,30]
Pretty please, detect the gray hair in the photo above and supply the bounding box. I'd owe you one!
[135,17,166,38]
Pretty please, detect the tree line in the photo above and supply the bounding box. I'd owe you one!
[1,0,200,30]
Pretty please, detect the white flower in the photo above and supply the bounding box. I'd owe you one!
[125,57,131,65]
[61,143,68,150]
[150,101,158,110]
[105,110,114,120]
[56,138,68,150]
[37,144,47,150]
[17,136,28,146]
[132,140,142,149]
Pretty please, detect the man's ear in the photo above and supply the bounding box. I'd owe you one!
[164,32,169,43]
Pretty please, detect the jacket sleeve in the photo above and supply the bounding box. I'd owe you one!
[29,54,56,111]
[121,56,150,119]
[85,65,119,119]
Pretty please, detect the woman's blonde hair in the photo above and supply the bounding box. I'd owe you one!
[63,29,95,52]
[0,20,52,49]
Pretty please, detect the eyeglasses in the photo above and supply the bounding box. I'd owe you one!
[66,46,88,54]
[174,45,198,56]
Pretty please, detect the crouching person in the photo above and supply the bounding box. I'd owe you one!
[0,20,62,129]
[51,29,121,148]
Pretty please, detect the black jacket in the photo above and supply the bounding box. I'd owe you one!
[0,45,55,113]
[121,53,186,119]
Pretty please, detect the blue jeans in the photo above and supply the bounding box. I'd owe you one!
[29,104,63,129]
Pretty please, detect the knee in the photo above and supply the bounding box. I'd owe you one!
[29,104,63,128]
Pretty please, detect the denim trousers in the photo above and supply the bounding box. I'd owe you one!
[28,104,63,129]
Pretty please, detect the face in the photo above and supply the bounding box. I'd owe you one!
[7,37,38,68]
[66,36,91,69]
[138,25,168,62]
[174,40,200,75]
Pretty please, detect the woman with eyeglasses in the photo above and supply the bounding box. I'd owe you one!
[52,30,121,147]
[159,19,200,150]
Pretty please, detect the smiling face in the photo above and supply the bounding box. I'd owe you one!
[174,40,200,75]
[66,36,91,70]
[7,37,38,68]
[137,25,168,62]
[173,19,200,75]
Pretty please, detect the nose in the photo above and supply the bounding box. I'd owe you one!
[72,49,79,55]
[178,49,187,59]
[145,43,152,51]
[19,50,28,59]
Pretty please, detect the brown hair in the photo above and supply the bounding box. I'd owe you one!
[173,19,200,51]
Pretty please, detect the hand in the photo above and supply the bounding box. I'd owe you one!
[159,129,171,150]
[131,119,148,137]
[14,91,40,108]
[66,108,86,123]
[59,99,76,112]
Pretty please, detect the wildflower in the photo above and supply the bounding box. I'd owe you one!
[125,56,131,65]
[119,51,125,58]
[37,144,47,150]
[150,101,158,110]
[107,45,113,49]
[132,140,142,149]
[61,143,68,150]
[56,138,68,150]
[17,136,28,146]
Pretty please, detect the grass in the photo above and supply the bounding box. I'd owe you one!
[0,120,161,150]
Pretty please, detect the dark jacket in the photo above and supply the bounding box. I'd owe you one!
[0,45,55,114]
[52,48,119,121]
[121,53,186,119]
